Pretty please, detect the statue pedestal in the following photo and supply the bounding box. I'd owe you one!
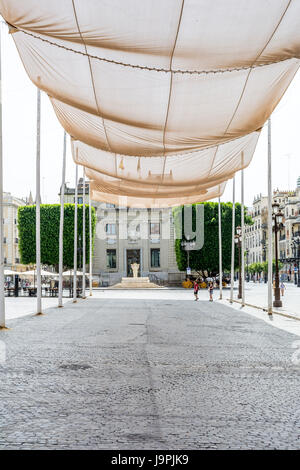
[112,276,162,289]
[121,277,150,284]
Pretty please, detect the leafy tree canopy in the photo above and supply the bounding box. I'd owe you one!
[18,204,97,269]
[173,201,252,274]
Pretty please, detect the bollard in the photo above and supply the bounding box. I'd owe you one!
[14,274,19,297]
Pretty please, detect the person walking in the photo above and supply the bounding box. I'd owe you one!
[280,281,285,297]
[208,282,214,302]
[193,280,199,301]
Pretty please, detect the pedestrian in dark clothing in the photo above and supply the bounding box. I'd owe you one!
[208,282,214,301]
[194,280,199,301]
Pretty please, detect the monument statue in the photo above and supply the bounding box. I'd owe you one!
[131,263,140,278]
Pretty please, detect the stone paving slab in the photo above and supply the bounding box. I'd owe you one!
[239,282,300,318]
[4,295,70,320]
[0,298,300,449]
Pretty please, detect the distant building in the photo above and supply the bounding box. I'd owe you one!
[245,194,268,265]
[3,192,26,270]
[61,179,183,286]
[246,178,300,280]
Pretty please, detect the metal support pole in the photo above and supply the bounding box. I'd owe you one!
[0,26,5,328]
[237,239,242,298]
[58,131,66,307]
[267,119,273,316]
[218,197,222,300]
[73,164,78,303]
[241,161,245,306]
[273,218,282,307]
[36,88,42,315]
[230,176,235,303]
[82,168,86,299]
[89,182,93,296]
[298,253,300,288]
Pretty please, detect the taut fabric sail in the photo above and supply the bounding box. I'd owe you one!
[1,0,299,206]
[90,181,226,209]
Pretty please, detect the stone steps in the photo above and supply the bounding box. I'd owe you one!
[112,276,163,289]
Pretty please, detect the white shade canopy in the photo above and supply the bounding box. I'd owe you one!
[19,270,58,277]
[4,269,18,276]
[62,270,87,277]
[1,0,299,206]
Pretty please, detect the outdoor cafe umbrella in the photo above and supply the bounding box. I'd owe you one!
[18,269,59,290]
[62,270,87,277]
[63,270,88,296]
[19,270,58,277]
[4,269,18,276]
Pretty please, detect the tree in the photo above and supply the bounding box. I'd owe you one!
[248,264,257,277]
[18,204,97,269]
[253,262,264,275]
[248,262,264,280]
[173,202,252,273]
[262,259,283,274]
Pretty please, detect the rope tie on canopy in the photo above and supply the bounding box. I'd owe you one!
[119,157,124,170]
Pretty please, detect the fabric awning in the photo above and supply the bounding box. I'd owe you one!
[1,0,299,206]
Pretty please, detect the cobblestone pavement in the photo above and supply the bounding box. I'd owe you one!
[94,281,300,318]
[0,298,300,449]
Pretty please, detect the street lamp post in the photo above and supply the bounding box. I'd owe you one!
[292,235,300,287]
[291,243,297,285]
[78,234,82,290]
[290,241,297,285]
[246,248,249,282]
[235,226,242,299]
[261,239,267,283]
[272,203,283,308]
[181,235,196,276]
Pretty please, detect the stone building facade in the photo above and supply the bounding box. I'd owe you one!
[3,192,26,270]
[245,194,268,265]
[245,178,300,280]
[62,179,183,286]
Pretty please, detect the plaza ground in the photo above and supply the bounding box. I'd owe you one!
[5,281,300,321]
[5,295,70,320]
[0,291,300,449]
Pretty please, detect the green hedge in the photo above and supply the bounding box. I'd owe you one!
[18,204,97,269]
